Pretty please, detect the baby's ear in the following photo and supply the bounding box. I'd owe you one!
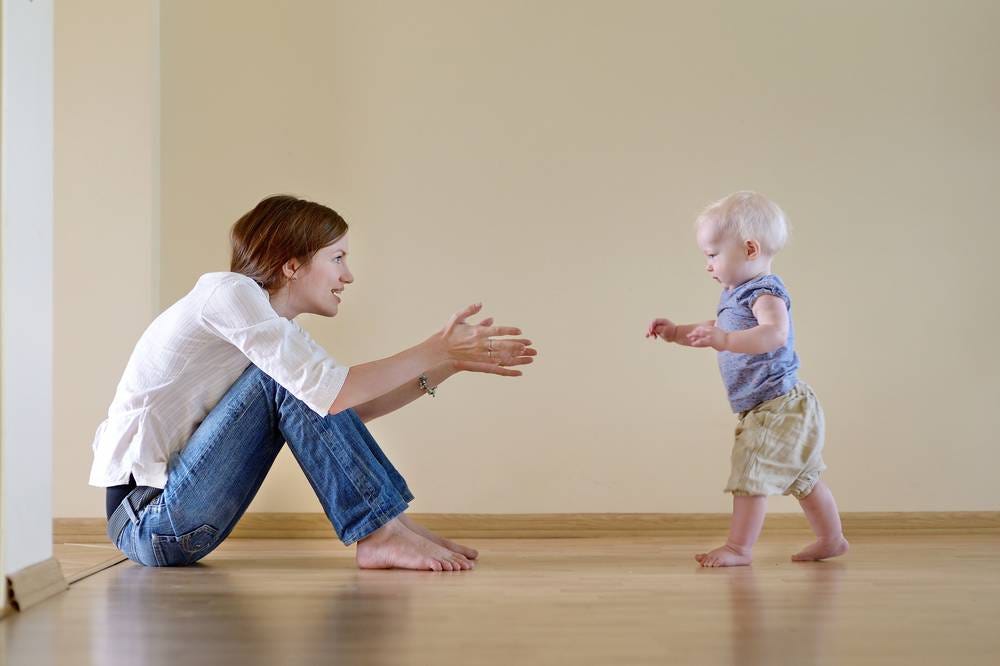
[744,239,762,259]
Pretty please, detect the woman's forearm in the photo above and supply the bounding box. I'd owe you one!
[352,362,458,423]
[328,336,448,415]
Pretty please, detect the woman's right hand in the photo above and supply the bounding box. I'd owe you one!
[440,303,536,368]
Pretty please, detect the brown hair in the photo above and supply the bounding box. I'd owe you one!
[230,195,348,291]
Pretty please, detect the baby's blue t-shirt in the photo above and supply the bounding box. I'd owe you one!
[716,274,799,413]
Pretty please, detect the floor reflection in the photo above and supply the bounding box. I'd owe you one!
[726,564,845,666]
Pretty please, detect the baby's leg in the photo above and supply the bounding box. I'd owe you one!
[792,480,849,561]
[696,495,766,567]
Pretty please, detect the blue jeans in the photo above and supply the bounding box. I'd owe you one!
[114,365,414,566]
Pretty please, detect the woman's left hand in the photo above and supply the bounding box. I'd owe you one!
[451,316,537,376]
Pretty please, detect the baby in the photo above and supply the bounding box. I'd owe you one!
[647,191,849,567]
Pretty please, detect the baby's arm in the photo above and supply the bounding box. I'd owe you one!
[687,295,789,353]
[647,318,717,346]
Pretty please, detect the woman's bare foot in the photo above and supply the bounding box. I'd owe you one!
[398,513,479,560]
[355,518,474,572]
[791,535,849,562]
[695,543,753,567]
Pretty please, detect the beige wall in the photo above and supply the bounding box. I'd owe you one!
[53,0,159,517]
[56,0,1000,517]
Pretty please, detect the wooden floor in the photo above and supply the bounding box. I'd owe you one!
[4,533,1000,665]
[52,542,126,583]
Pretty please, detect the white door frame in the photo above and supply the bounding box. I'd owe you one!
[1,0,56,593]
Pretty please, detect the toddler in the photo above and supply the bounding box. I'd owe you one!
[647,191,849,567]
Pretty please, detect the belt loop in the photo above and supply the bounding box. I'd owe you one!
[124,497,139,525]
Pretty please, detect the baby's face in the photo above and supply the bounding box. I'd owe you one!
[696,223,752,289]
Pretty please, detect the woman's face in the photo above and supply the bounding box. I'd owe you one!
[290,233,354,318]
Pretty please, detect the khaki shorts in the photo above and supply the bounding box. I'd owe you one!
[724,382,826,500]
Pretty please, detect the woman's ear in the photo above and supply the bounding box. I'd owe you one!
[744,239,761,259]
[282,259,301,280]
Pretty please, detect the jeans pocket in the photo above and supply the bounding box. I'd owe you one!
[151,524,219,566]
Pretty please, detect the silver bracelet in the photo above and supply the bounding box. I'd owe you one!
[418,373,437,398]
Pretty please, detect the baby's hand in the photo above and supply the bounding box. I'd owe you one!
[688,325,728,351]
[646,318,676,342]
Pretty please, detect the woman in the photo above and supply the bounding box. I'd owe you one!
[90,195,536,571]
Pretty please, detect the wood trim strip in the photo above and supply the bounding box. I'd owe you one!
[54,511,1000,543]
[5,557,69,613]
[64,554,128,585]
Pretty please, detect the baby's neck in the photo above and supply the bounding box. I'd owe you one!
[731,260,773,289]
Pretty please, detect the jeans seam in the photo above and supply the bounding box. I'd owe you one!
[167,381,266,504]
[295,399,393,528]
[341,499,410,545]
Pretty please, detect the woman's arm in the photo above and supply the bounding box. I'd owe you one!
[351,315,535,422]
[352,350,533,423]
[351,362,457,423]
[328,304,534,416]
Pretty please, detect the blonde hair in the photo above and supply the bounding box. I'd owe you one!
[696,191,789,256]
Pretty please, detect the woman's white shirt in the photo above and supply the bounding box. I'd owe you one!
[88,272,349,488]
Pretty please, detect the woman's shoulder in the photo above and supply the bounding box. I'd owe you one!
[196,272,267,298]
[196,271,260,288]
[192,272,272,318]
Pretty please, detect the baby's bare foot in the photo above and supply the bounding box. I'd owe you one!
[791,536,849,562]
[356,518,474,572]
[695,543,753,567]
[398,513,479,560]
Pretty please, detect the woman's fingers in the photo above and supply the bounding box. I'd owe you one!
[477,317,494,327]
[443,303,484,337]
[482,341,536,366]
[455,361,524,377]
[457,303,483,321]
[488,339,533,353]
[485,325,522,337]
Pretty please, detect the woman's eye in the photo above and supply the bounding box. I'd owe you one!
[334,256,343,264]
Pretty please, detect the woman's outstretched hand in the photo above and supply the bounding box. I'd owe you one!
[440,303,537,377]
